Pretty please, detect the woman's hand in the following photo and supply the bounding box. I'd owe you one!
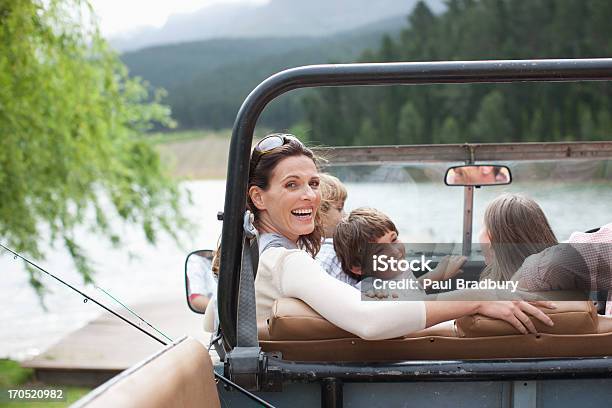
[424,299,556,331]
[476,300,556,334]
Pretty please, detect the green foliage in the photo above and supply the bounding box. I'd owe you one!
[470,91,513,142]
[305,0,612,145]
[0,0,189,294]
[398,102,425,144]
[435,117,462,143]
[0,359,33,387]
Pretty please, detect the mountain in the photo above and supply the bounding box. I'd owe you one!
[111,0,445,52]
[122,14,411,130]
[121,37,317,91]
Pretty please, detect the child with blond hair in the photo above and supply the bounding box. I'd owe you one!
[315,174,357,286]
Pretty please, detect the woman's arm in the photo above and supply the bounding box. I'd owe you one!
[281,251,426,340]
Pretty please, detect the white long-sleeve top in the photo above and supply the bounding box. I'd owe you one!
[255,246,426,340]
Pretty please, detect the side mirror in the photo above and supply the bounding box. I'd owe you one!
[445,165,512,187]
[184,249,217,314]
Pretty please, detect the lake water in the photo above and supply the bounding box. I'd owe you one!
[1,161,611,359]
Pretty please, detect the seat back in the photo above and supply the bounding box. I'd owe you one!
[268,298,599,340]
[456,300,598,337]
[262,298,612,362]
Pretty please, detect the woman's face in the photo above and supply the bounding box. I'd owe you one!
[250,155,321,242]
[479,224,494,265]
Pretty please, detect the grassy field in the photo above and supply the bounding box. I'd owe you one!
[0,359,90,407]
[152,129,232,179]
[147,128,232,145]
[152,128,278,179]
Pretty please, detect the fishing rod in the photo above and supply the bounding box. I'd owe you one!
[0,243,169,346]
[1,243,276,408]
[95,285,173,343]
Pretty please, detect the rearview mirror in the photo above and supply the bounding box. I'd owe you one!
[184,249,217,314]
[445,165,511,187]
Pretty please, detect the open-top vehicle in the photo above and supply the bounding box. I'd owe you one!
[75,58,612,408]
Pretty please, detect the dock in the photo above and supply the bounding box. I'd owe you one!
[21,297,212,387]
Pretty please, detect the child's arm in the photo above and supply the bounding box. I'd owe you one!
[417,255,466,283]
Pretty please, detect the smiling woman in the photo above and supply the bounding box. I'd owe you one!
[250,155,321,240]
[247,134,323,256]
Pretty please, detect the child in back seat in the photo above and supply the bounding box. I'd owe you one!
[333,207,467,294]
[315,174,356,286]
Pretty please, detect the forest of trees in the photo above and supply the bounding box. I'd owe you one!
[304,0,612,145]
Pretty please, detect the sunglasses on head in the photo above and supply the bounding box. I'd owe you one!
[251,133,303,169]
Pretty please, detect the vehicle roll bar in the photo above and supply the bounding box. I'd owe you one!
[218,58,612,349]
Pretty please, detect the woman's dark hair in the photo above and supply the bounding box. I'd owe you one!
[248,134,322,257]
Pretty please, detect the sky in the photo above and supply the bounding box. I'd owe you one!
[90,0,268,37]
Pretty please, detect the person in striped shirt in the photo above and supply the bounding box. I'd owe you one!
[315,174,356,286]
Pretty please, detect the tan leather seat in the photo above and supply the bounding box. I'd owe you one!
[456,299,598,336]
[260,298,612,362]
[258,318,271,340]
[74,337,220,408]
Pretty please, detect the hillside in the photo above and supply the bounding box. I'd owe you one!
[122,15,410,130]
[122,37,316,91]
